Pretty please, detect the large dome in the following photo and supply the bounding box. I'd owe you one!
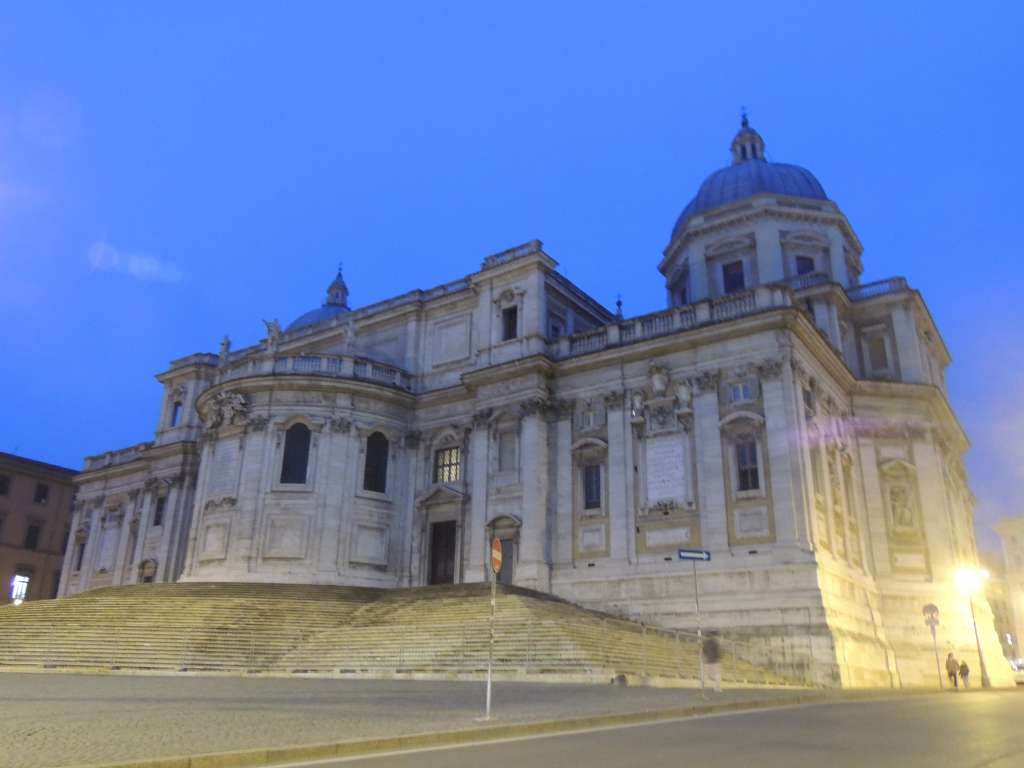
[670,118,829,240]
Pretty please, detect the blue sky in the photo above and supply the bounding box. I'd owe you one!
[1,2,1021,549]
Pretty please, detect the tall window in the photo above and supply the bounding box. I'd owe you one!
[727,380,756,404]
[363,432,389,493]
[33,483,49,505]
[583,464,602,509]
[170,401,183,427]
[434,446,461,483]
[795,255,816,275]
[0,474,9,496]
[722,260,746,294]
[280,423,312,484]
[10,573,29,605]
[74,541,86,571]
[736,439,759,492]
[501,306,519,341]
[24,524,41,550]
[867,335,889,372]
[153,497,166,527]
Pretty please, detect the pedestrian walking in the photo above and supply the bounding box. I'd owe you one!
[945,653,959,689]
[959,660,970,689]
[702,632,722,693]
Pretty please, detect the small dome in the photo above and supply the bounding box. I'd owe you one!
[670,118,829,241]
[286,266,351,332]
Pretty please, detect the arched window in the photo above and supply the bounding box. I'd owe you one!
[170,401,183,427]
[280,423,311,484]
[363,431,389,493]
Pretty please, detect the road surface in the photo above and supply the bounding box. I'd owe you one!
[308,691,1024,768]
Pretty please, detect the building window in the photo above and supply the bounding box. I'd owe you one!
[583,464,602,509]
[727,380,756,404]
[722,260,745,294]
[548,313,566,338]
[867,335,889,372]
[795,255,816,275]
[280,423,312,484]
[23,524,41,550]
[362,432,389,493]
[498,431,518,472]
[0,474,9,496]
[10,573,30,605]
[802,387,816,416]
[170,401,183,427]
[502,306,519,341]
[434,446,461,484]
[33,483,49,505]
[736,439,760,492]
[153,497,166,527]
[74,541,86,572]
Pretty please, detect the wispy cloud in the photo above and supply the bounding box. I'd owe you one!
[87,241,182,283]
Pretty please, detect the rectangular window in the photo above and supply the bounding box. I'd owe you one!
[501,306,519,341]
[498,431,518,472]
[10,573,30,605]
[736,440,759,492]
[170,401,183,427]
[795,255,816,275]
[727,380,756,404]
[583,464,602,510]
[24,524,41,550]
[548,314,565,338]
[722,260,746,294]
[74,541,86,572]
[61,527,70,554]
[867,335,889,371]
[51,571,61,599]
[153,497,166,527]
[433,446,462,484]
[0,474,9,496]
[33,483,49,505]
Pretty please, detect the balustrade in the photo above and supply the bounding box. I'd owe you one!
[846,277,908,301]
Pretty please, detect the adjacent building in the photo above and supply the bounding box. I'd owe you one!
[60,119,1012,687]
[995,515,1024,661]
[0,452,75,604]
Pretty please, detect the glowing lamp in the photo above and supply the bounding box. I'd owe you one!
[954,567,989,595]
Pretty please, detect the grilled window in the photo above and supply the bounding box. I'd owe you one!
[583,464,602,510]
[736,439,760,492]
[433,446,461,484]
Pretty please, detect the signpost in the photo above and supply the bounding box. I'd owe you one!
[922,603,942,689]
[484,538,502,720]
[679,549,711,696]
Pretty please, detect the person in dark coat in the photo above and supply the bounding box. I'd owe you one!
[945,653,959,688]
[959,660,970,689]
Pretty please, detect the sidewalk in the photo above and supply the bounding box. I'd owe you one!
[0,672,837,768]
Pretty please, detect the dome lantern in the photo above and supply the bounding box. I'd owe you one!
[730,112,766,164]
[326,263,350,310]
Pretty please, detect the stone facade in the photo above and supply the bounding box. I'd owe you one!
[0,452,75,603]
[62,121,1012,687]
[995,515,1024,661]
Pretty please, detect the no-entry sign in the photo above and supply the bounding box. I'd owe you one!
[491,538,503,573]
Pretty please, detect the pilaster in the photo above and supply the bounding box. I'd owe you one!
[693,372,728,552]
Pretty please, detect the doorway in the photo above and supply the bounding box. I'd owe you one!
[428,521,457,585]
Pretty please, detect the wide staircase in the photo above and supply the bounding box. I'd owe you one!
[0,583,793,686]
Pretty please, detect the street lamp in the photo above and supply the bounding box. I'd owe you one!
[954,567,991,688]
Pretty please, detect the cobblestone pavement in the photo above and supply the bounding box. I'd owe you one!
[0,672,812,768]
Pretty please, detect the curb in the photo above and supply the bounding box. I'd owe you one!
[70,691,922,768]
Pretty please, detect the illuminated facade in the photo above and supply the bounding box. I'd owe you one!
[61,120,1012,687]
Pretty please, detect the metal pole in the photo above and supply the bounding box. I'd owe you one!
[930,625,942,689]
[485,571,496,719]
[968,596,991,688]
[693,559,704,697]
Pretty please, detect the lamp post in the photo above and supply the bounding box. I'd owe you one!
[954,567,991,689]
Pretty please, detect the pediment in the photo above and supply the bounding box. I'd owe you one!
[416,484,467,507]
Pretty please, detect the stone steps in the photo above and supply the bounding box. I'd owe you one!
[0,582,789,685]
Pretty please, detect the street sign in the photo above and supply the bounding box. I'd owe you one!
[678,548,711,562]
[491,538,503,574]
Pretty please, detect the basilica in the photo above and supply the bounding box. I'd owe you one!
[60,119,1011,687]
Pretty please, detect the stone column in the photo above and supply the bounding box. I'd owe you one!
[551,402,574,570]
[324,419,356,578]
[112,493,138,586]
[155,481,181,582]
[467,411,492,581]
[827,229,849,286]
[693,371,728,551]
[604,391,629,562]
[891,305,925,383]
[517,398,550,590]
[77,506,101,593]
[759,359,801,549]
[401,432,422,587]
